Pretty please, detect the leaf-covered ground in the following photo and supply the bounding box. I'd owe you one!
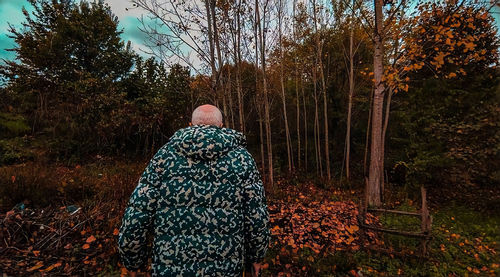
[0,163,499,276]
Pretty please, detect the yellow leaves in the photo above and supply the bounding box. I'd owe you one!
[82,243,90,249]
[113,228,119,236]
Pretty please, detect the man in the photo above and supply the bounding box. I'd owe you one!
[118,104,270,276]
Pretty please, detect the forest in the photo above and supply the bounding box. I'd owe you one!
[0,0,499,276]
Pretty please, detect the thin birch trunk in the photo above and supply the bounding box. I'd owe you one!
[312,0,330,180]
[302,74,308,171]
[234,0,245,132]
[312,63,323,177]
[296,68,301,170]
[278,0,293,172]
[204,0,217,97]
[256,0,273,185]
[293,0,301,170]
[364,88,373,176]
[345,3,355,180]
[228,67,235,129]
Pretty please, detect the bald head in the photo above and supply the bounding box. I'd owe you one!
[191,104,223,127]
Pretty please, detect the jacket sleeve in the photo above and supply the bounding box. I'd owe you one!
[118,154,163,271]
[243,158,270,264]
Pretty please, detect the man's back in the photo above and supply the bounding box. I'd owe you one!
[118,125,270,276]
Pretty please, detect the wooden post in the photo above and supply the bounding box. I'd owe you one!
[420,186,431,256]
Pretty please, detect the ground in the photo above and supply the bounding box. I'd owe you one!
[0,161,499,276]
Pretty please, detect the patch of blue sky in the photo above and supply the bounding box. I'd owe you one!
[0,0,33,62]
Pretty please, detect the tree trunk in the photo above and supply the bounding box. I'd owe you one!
[256,0,273,185]
[234,0,245,132]
[367,0,384,207]
[227,67,235,129]
[345,0,355,181]
[254,7,264,180]
[312,63,323,177]
[302,74,308,171]
[293,0,301,170]
[320,49,330,181]
[312,0,329,180]
[257,96,266,182]
[278,0,293,172]
[364,88,373,177]
[296,69,301,170]
[380,87,393,198]
[204,0,217,97]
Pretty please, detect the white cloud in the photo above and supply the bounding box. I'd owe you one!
[105,0,144,20]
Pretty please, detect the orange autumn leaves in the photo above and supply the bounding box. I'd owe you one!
[269,197,365,255]
[367,4,498,94]
[82,235,96,249]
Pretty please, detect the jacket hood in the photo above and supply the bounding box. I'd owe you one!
[170,125,246,160]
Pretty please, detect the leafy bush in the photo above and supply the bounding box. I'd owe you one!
[0,138,34,166]
[0,113,30,138]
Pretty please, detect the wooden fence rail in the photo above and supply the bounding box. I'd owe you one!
[358,186,433,256]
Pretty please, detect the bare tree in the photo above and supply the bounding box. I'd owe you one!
[256,0,274,185]
[311,0,331,180]
[343,0,362,181]
[277,0,294,172]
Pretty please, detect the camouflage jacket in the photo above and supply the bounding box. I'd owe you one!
[118,125,270,276]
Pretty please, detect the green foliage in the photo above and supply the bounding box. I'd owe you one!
[0,0,191,160]
[0,138,34,165]
[353,203,500,276]
[0,160,143,210]
[0,113,30,138]
[396,73,500,188]
[387,2,500,188]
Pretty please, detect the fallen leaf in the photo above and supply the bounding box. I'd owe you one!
[27,261,44,272]
[86,235,96,243]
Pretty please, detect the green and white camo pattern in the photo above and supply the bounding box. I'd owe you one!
[118,125,270,276]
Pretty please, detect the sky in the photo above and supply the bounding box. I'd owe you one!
[0,0,500,64]
[0,0,148,62]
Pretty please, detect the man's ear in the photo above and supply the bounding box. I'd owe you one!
[189,122,192,126]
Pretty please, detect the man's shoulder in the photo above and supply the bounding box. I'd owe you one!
[227,145,254,162]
